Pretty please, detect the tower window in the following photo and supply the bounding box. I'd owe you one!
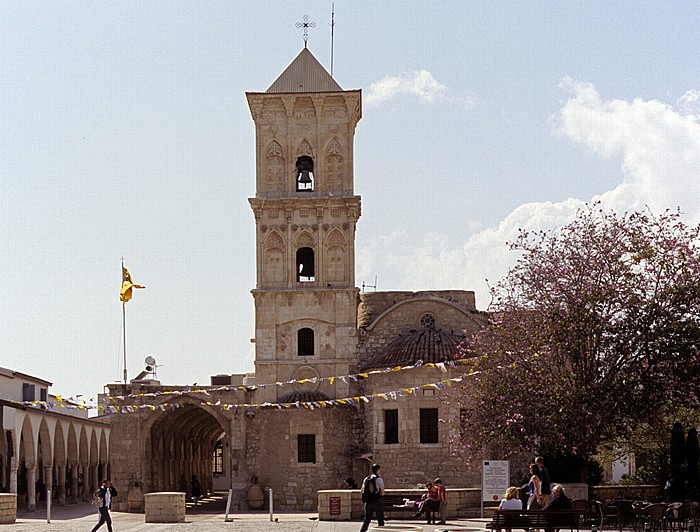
[384,409,399,444]
[296,156,315,191]
[298,328,315,356]
[297,247,315,282]
[420,408,439,444]
[297,434,316,463]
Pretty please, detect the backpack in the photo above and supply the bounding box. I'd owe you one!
[361,474,379,503]
[91,491,103,508]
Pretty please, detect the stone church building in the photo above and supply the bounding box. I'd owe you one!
[106,46,488,512]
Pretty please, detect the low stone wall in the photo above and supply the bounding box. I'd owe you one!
[318,484,661,520]
[144,492,185,523]
[318,488,482,521]
[0,493,17,524]
[590,485,661,501]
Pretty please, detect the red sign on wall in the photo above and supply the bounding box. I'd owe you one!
[329,496,342,515]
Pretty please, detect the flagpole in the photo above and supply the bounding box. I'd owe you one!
[121,258,128,384]
[122,300,128,383]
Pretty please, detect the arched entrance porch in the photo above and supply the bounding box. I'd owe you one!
[143,403,229,497]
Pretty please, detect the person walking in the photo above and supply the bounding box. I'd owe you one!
[527,463,542,509]
[359,464,385,532]
[91,479,118,532]
[536,456,551,508]
[190,475,203,506]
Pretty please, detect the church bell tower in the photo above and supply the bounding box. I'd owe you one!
[246,48,362,402]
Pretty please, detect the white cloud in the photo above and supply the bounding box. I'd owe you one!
[358,80,700,310]
[366,70,448,105]
[555,77,700,218]
[677,90,700,117]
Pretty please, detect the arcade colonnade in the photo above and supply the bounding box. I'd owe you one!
[0,404,110,512]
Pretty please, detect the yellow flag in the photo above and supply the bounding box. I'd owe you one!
[120,266,145,302]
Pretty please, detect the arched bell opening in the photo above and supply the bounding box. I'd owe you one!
[295,155,315,191]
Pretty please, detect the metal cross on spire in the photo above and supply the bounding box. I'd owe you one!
[296,15,316,47]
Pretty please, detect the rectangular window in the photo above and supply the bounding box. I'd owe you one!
[384,409,399,444]
[212,442,224,474]
[420,408,439,444]
[298,328,315,356]
[40,388,48,402]
[298,434,316,463]
[22,383,35,402]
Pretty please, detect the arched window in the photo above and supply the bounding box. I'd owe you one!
[298,328,315,357]
[296,155,314,191]
[297,247,315,282]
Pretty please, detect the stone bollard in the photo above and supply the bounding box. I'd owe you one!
[144,492,186,523]
[0,493,18,524]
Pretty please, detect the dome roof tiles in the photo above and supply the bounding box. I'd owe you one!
[362,327,466,371]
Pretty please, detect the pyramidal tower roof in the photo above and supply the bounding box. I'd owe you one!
[266,47,343,93]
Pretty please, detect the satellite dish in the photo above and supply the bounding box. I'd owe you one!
[145,356,156,366]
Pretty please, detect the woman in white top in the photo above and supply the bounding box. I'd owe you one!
[498,486,523,532]
[499,486,523,510]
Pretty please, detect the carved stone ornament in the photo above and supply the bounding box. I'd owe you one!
[292,365,321,393]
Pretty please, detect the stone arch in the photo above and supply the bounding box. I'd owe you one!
[263,231,285,286]
[364,295,486,332]
[78,426,89,500]
[142,400,229,496]
[295,142,315,192]
[324,137,344,190]
[325,229,347,284]
[265,140,285,184]
[37,418,53,465]
[66,423,79,502]
[35,418,53,503]
[53,422,66,471]
[295,231,316,249]
[295,231,316,282]
[297,139,314,158]
[88,429,99,494]
[17,415,37,508]
[19,416,36,468]
[98,431,108,469]
[53,421,67,504]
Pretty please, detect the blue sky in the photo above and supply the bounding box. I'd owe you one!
[2,1,699,404]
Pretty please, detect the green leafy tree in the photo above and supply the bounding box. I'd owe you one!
[454,206,700,481]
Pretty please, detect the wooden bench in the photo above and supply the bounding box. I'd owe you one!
[488,509,587,532]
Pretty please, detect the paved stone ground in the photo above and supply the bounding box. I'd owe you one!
[13,495,485,532]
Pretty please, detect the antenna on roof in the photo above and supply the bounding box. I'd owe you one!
[330,4,336,77]
[362,276,378,293]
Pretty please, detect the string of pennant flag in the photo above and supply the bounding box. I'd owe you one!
[104,357,475,403]
[17,370,477,414]
[14,358,477,414]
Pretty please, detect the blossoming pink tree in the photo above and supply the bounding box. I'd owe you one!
[453,206,700,481]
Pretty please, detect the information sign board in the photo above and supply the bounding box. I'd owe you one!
[482,460,510,502]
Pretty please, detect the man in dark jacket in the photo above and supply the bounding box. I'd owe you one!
[91,479,118,532]
[544,484,573,532]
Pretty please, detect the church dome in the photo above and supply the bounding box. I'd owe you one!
[362,326,466,370]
